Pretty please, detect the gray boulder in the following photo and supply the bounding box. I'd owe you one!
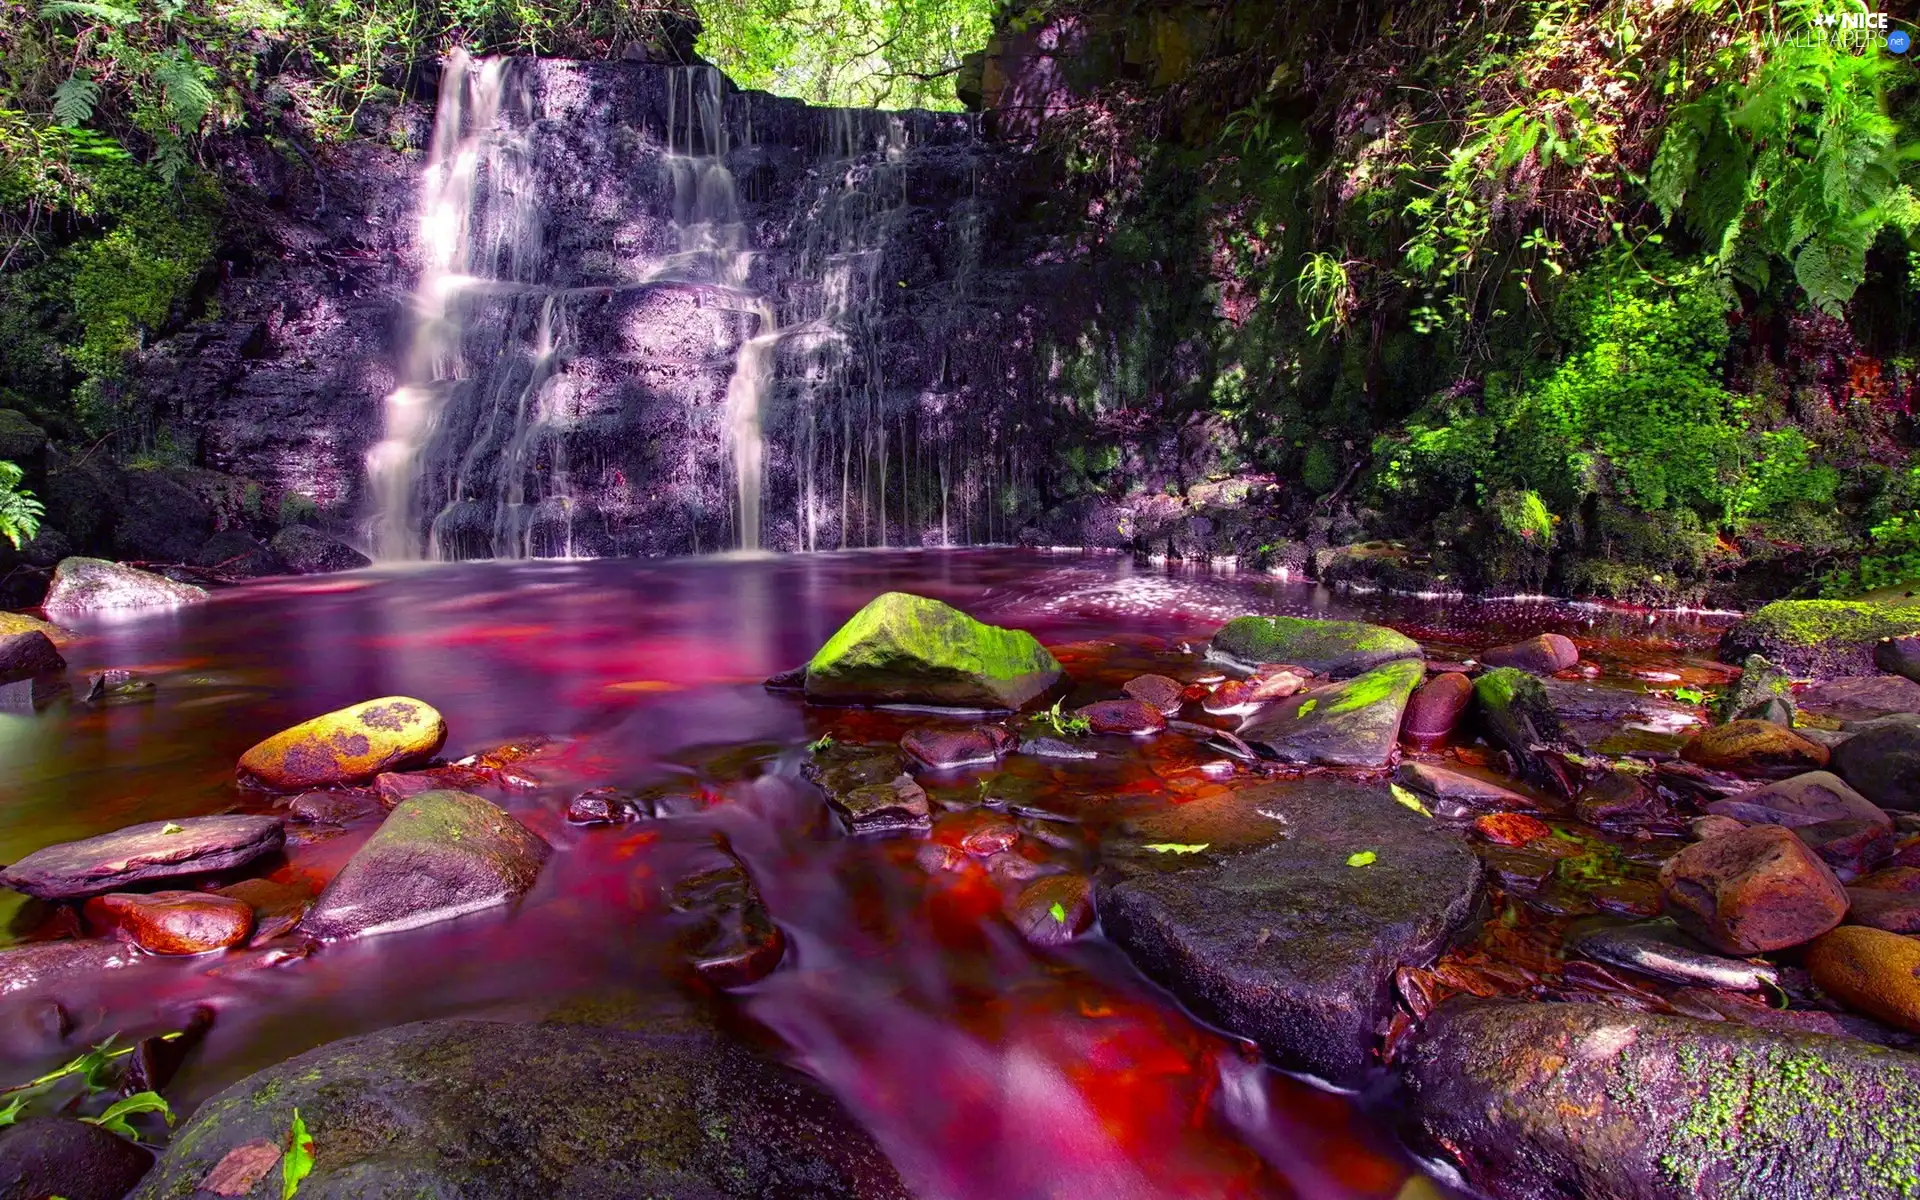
[270,525,371,574]
[41,556,208,615]
[1832,713,1920,811]
[0,1116,153,1200]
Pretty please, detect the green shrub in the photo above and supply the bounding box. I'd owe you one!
[1301,441,1339,494]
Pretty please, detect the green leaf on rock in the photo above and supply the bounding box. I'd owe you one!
[1049,902,1067,924]
[81,1090,172,1140]
[0,1095,23,1127]
[1671,686,1708,704]
[1347,850,1378,867]
[160,823,185,835]
[1143,842,1210,855]
[283,1108,314,1199]
[1295,698,1318,718]
[806,735,834,753]
[1390,783,1431,816]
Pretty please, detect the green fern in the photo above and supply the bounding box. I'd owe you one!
[0,462,44,551]
[38,0,140,24]
[154,47,213,127]
[51,72,101,127]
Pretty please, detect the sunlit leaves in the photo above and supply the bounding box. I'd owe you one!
[693,0,994,110]
[1346,850,1377,868]
[80,1091,174,1140]
[40,0,140,24]
[1142,843,1209,855]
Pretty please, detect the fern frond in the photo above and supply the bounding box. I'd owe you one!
[38,0,139,24]
[154,49,213,127]
[51,73,100,127]
[1648,101,1712,225]
[0,463,43,551]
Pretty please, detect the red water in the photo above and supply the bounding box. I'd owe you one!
[0,549,1736,1198]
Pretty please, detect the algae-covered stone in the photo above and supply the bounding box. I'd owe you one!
[1473,667,1567,788]
[130,1019,908,1200]
[1720,599,1920,679]
[1236,658,1424,767]
[803,591,1061,710]
[1716,653,1797,724]
[1208,614,1420,678]
[237,695,447,791]
[1099,779,1480,1083]
[42,557,208,615]
[298,790,549,939]
[1404,999,1920,1200]
[0,611,71,644]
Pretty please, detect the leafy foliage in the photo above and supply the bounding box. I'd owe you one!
[693,0,994,110]
[0,460,44,548]
[283,1107,314,1198]
[80,1090,173,1139]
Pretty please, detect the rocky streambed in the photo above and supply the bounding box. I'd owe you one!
[3,551,1920,1199]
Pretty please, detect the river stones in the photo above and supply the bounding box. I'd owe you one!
[41,557,209,615]
[0,611,68,643]
[1207,615,1420,678]
[1010,873,1094,946]
[1019,735,1097,761]
[238,696,448,791]
[1875,635,1920,683]
[1832,714,1920,811]
[0,815,284,899]
[1571,918,1780,991]
[1680,719,1829,777]
[670,847,784,988]
[1716,653,1797,724]
[1395,762,1540,812]
[1472,667,1566,785]
[298,790,550,940]
[1099,779,1481,1083]
[801,591,1061,710]
[1657,824,1848,954]
[1807,925,1920,1033]
[1847,869,1920,933]
[1401,670,1472,749]
[1076,697,1167,735]
[1121,673,1185,716]
[1573,769,1665,829]
[1479,633,1579,674]
[803,745,932,834]
[1795,675,1920,724]
[0,1116,154,1200]
[1236,658,1423,768]
[128,1019,909,1200]
[901,725,1016,768]
[1705,771,1889,830]
[0,939,140,998]
[269,525,371,574]
[1719,598,1920,679]
[1403,999,1920,1200]
[89,890,254,955]
[0,630,63,685]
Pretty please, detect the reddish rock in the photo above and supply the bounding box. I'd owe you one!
[1009,873,1093,946]
[986,851,1051,885]
[285,789,380,824]
[1574,771,1665,829]
[1479,634,1579,674]
[1806,926,1920,1031]
[1680,720,1830,777]
[957,819,1019,857]
[1895,836,1920,869]
[1401,672,1473,750]
[375,765,494,807]
[1794,818,1895,878]
[670,850,784,989]
[1201,665,1311,714]
[1690,814,1747,841]
[91,891,253,955]
[1845,867,1920,933]
[1121,674,1186,716]
[915,843,968,873]
[1075,698,1167,735]
[900,725,1015,769]
[1704,770,1890,830]
[1472,813,1550,847]
[1657,824,1849,954]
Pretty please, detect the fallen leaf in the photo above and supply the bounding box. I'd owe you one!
[1347,850,1378,867]
[200,1140,281,1197]
[1390,783,1431,817]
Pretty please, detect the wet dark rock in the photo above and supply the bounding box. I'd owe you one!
[1796,674,1920,724]
[1806,925,1920,1033]
[1473,668,1570,791]
[1237,658,1424,768]
[0,939,140,999]
[901,724,1016,768]
[1019,735,1097,761]
[269,525,371,574]
[1876,635,1920,684]
[298,790,550,939]
[129,1019,909,1200]
[801,592,1062,711]
[763,664,808,692]
[1847,868,1920,932]
[670,847,784,988]
[213,878,313,944]
[1481,846,1557,889]
[0,816,284,899]
[1716,653,1798,724]
[1705,770,1889,830]
[986,850,1053,885]
[802,745,932,835]
[1207,614,1420,678]
[1395,762,1540,812]
[1832,713,1920,811]
[1658,824,1848,954]
[1121,673,1185,716]
[1681,719,1830,777]
[125,1006,216,1094]
[1404,998,1920,1200]
[88,890,254,955]
[41,556,209,615]
[1720,599,1920,680]
[1574,770,1666,829]
[1479,633,1579,674]
[1075,698,1167,736]
[1009,873,1093,946]
[1794,817,1895,878]
[566,786,636,824]
[0,1116,154,1200]
[0,631,63,686]
[1099,779,1481,1083]
[192,530,288,578]
[1572,918,1780,990]
[284,788,380,824]
[1400,670,1472,750]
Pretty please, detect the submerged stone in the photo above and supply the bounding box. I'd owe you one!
[0,815,284,899]
[801,591,1061,711]
[0,1116,153,1200]
[1099,779,1480,1083]
[41,556,208,615]
[129,1019,908,1200]
[237,695,448,791]
[0,939,140,998]
[1010,873,1093,947]
[1236,658,1424,768]
[670,848,784,988]
[1207,614,1420,678]
[298,790,550,939]
[1404,999,1920,1200]
[802,745,933,835]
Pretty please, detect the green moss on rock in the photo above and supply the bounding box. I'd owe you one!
[1208,614,1421,678]
[803,591,1062,710]
[1720,600,1920,679]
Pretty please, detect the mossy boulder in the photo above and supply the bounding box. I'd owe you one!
[0,611,69,644]
[1208,614,1421,678]
[1236,658,1425,767]
[1717,654,1796,724]
[237,696,447,791]
[41,557,208,615]
[129,1018,908,1199]
[1404,999,1920,1200]
[298,790,550,939]
[1474,667,1568,790]
[803,591,1062,710]
[1099,779,1481,1084]
[1719,600,1920,680]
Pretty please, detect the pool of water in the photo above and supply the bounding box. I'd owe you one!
[0,548,1738,1198]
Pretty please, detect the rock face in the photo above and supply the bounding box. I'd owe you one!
[0,816,285,899]
[298,790,550,939]
[41,556,209,615]
[0,630,63,684]
[1401,670,1472,749]
[1658,824,1848,954]
[91,890,254,955]
[1207,615,1420,678]
[1479,633,1578,674]
[0,1116,154,1200]
[1403,999,1920,1200]
[129,1019,909,1200]
[1720,599,1920,679]
[1681,719,1830,776]
[1806,926,1920,1032]
[802,592,1062,710]
[1235,658,1423,767]
[237,696,448,790]
[1099,779,1481,1083]
[1832,713,1920,811]
[269,524,372,573]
